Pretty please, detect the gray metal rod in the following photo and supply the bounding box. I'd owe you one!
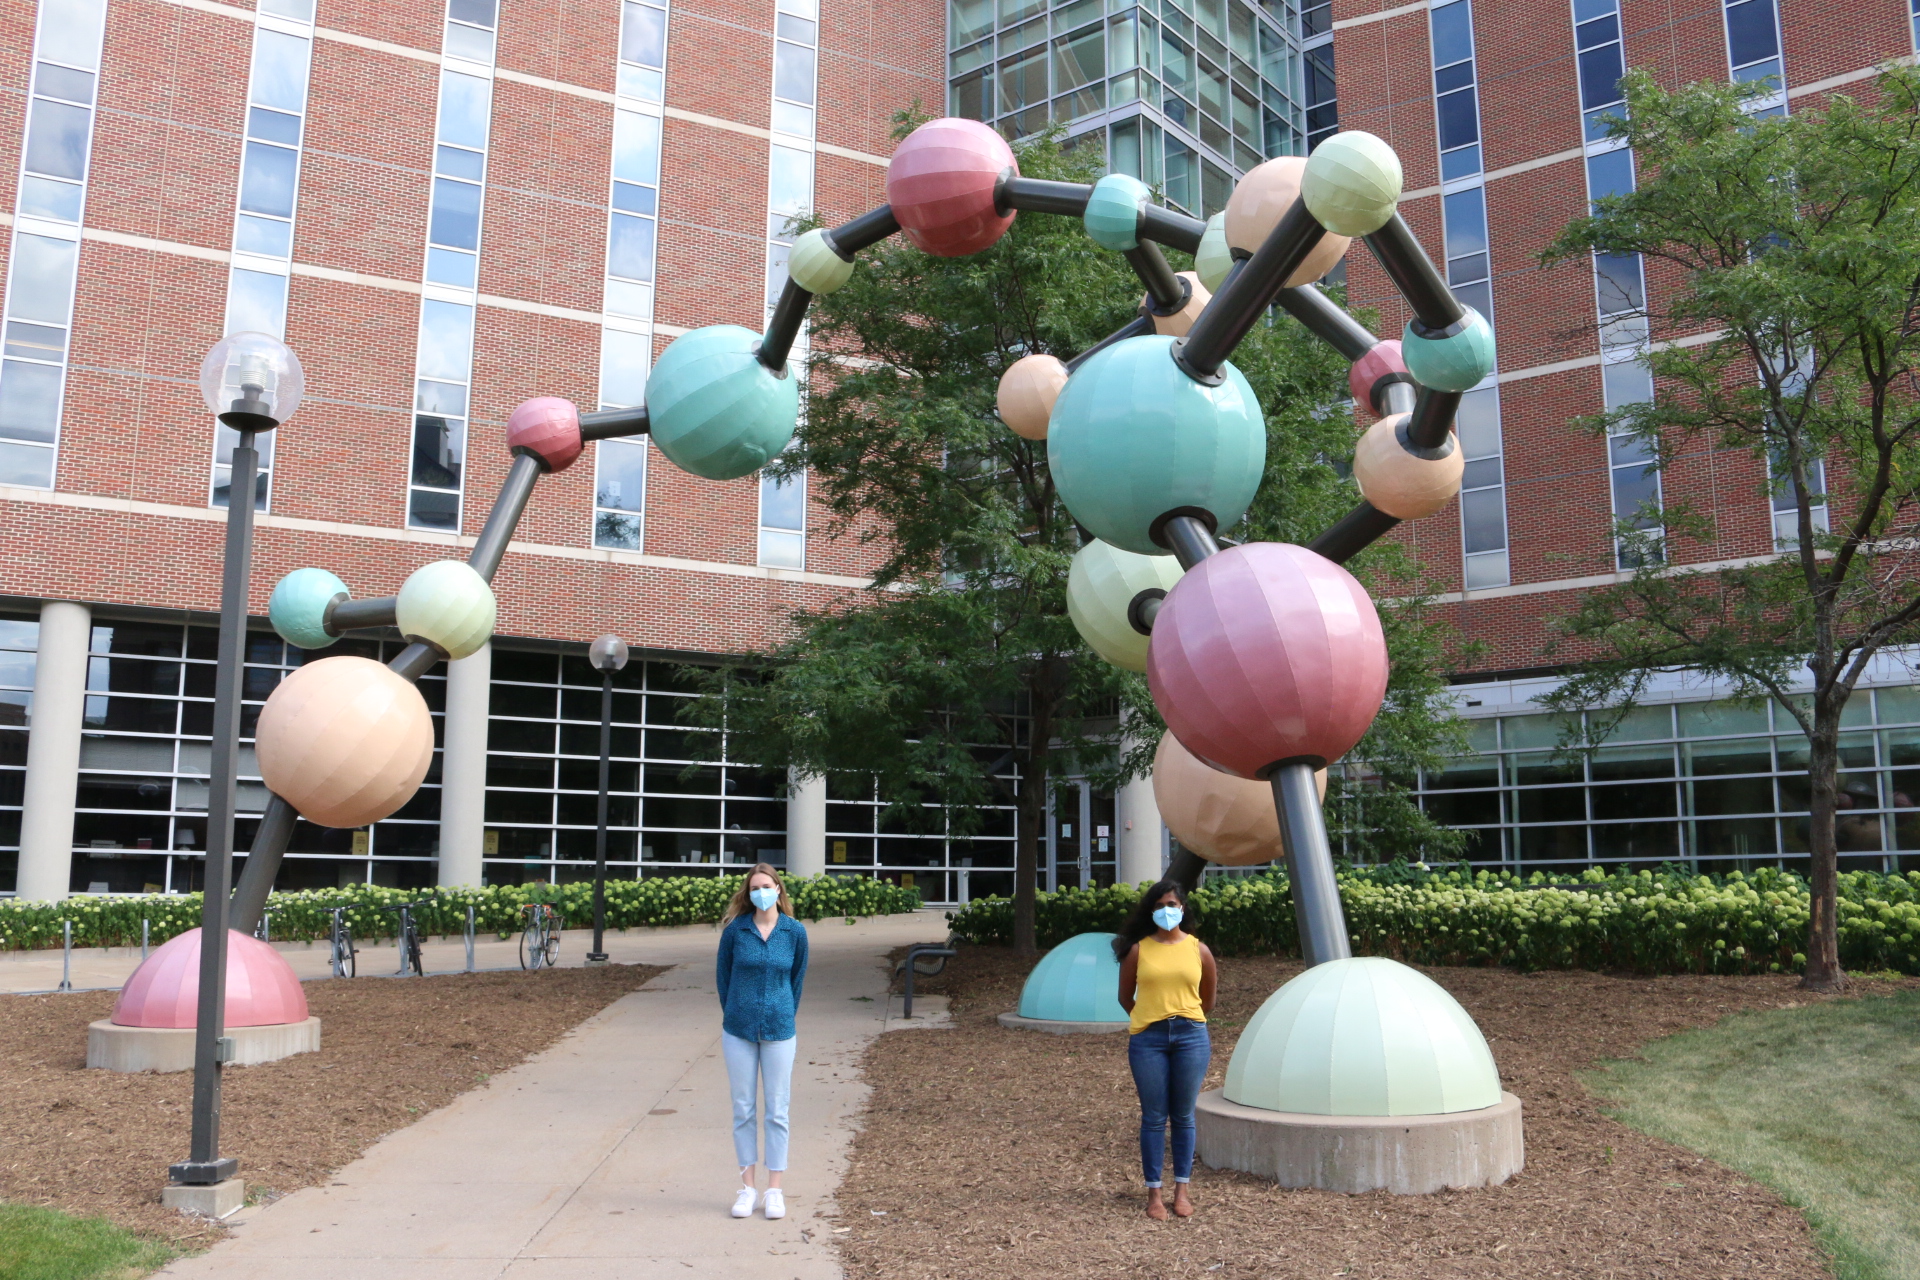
[230,451,545,934]
[1125,243,1187,313]
[1407,387,1464,451]
[1381,380,1418,417]
[327,595,396,633]
[997,175,1092,217]
[1270,761,1352,966]
[580,405,649,441]
[173,433,257,1186]
[824,203,898,256]
[1275,284,1378,361]
[1176,199,1328,380]
[1363,214,1465,332]
[758,278,812,371]
[1064,314,1155,373]
[1158,513,1220,569]
[1306,500,1401,565]
[1166,846,1208,895]
[1140,205,1206,255]
[589,670,612,962]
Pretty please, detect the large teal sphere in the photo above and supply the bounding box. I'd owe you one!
[645,325,800,480]
[1402,307,1495,393]
[268,567,348,652]
[1047,336,1266,556]
[1018,932,1128,1022]
[1084,173,1149,252]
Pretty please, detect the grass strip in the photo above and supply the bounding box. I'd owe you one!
[0,1203,177,1280]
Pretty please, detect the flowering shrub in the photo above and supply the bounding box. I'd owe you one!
[0,873,921,951]
[946,863,1920,976]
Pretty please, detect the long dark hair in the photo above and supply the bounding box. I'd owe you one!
[1112,879,1191,961]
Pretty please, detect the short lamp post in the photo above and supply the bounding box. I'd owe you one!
[586,634,629,964]
[169,333,304,1194]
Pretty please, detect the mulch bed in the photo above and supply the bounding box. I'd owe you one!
[837,945,1917,1279]
[0,963,665,1248]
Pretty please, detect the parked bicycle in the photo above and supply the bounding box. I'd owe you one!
[327,906,356,979]
[520,901,562,971]
[379,893,439,977]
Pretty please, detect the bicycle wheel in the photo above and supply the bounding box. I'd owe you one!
[543,920,560,968]
[407,929,425,977]
[335,926,357,979]
[520,925,538,970]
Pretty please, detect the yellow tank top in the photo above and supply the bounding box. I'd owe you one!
[1129,933,1205,1034]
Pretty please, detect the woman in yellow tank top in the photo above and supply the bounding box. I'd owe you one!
[1115,879,1216,1220]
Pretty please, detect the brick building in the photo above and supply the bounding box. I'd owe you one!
[1,0,1915,905]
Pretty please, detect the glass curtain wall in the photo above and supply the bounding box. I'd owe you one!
[1412,690,1920,875]
[948,0,1306,216]
[0,614,35,893]
[481,647,1021,901]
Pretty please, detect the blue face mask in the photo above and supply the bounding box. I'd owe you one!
[1152,904,1183,932]
[750,886,780,912]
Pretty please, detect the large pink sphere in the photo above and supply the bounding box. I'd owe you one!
[886,118,1018,258]
[111,928,309,1028]
[507,396,583,473]
[1147,542,1388,778]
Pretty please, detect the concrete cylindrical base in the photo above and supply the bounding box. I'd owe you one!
[997,1011,1130,1035]
[1195,1088,1524,1194]
[87,1017,322,1073]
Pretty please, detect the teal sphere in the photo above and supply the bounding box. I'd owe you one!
[1018,932,1128,1023]
[1047,336,1266,556]
[1084,173,1149,252]
[268,567,348,652]
[1402,307,1495,393]
[645,325,800,480]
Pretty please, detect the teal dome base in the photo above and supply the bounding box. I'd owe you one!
[1223,956,1502,1117]
[1047,336,1265,556]
[1017,931,1128,1023]
[645,325,800,480]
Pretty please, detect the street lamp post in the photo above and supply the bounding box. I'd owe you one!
[586,634,629,964]
[168,333,304,1198]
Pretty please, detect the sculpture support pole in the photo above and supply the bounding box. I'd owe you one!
[171,432,257,1188]
[229,451,547,934]
[1270,761,1352,967]
[1065,315,1155,373]
[1175,200,1327,380]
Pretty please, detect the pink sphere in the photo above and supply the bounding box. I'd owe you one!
[1146,542,1388,778]
[111,928,309,1028]
[1348,340,1409,412]
[886,118,1018,258]
[507,396,583,473]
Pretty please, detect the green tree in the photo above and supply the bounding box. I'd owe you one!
[1540,69,1920,991]
[697,132,1464,955]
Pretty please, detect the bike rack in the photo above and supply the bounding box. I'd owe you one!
[896,943,955,1019]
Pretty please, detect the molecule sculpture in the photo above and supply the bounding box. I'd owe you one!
[231,119,1492,975]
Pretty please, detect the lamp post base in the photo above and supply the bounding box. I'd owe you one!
[584,953,610,966]
[162,1177,245,1219]
[167,1156,239,1186]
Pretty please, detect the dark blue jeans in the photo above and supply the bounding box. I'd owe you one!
[1127,1016,1212,1187]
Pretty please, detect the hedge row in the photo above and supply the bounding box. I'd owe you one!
[946,863,1920,976]
[0,874,923,952]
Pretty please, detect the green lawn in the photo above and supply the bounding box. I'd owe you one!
[1584,987,1920,1280]
[0,1205,175,1280]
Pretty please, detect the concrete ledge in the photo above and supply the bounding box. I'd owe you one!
[1196,1088,1524,1194]
[162,1179,245,1219]
[88,1017,322,1073]
[997,1011,1130,1035]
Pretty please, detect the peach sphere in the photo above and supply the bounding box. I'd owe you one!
[1224,157,1350,287]
[1352,412,1464,520]
[1145,271,1212,338]
[1154,733,1327,866]
[997,354,1068,440]
[256,656,435,829]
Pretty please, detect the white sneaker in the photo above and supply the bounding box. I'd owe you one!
[731,1185,758,1218]
[763,1189,786,1220]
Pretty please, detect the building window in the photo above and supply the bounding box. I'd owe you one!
[212,11,315,513]
[1303,40,1335,152]
[0,0,109,492]
[1570,0,1625,140]
[1722,0,1785,93]
[772,0,817,139]
[410,299,476,532]
[1441,186,1491,320]
[1428,0,1481,181]
[1456,387,1509,589]
[758,470,806,568]
[594,437,648,550]
[1771,454,1829,548]
[0,613,36,893]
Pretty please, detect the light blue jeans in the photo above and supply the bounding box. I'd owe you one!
[722,1031,796,1171]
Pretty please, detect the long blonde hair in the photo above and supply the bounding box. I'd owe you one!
[723,862,794,922]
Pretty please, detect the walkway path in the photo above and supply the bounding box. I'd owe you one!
[152,910,951,1279]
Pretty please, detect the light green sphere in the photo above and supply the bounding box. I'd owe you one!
[1301,130,1404,236]
[1084,173,1149,252]
[1402,307,1496,392]
[1047,336,1265,557]
[1067,540,1185,672]
[788,228,854,294]
[395,560,496,661]
[268,567,348,652]
[1195,212,1233,293]
[646,325,800,480]
[1018,932,1128,1022]
[1223,957,1503,1116]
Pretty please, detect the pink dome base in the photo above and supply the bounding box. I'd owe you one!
[111,928,310,1028]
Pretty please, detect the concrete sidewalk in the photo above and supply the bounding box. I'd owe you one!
[153,910,953,1279]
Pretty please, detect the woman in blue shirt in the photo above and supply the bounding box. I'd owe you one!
[715,862,809,1221]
